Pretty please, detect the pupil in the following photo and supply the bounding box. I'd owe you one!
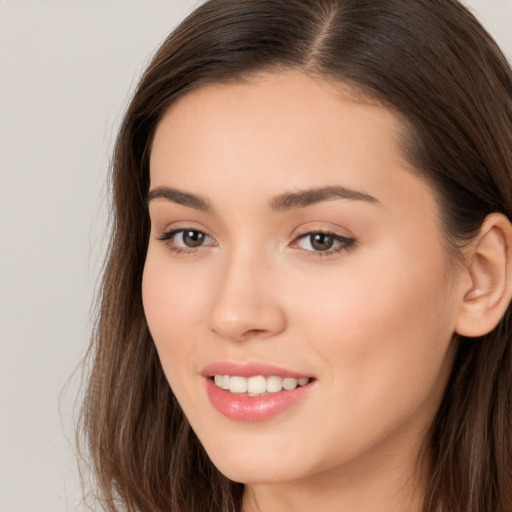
[311,233,334,251]
[183,230,204,247]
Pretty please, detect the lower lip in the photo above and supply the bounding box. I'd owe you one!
[205,378,313,422]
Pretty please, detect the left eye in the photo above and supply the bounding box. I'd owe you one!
[293,232,355,253]
[158,229,216,249]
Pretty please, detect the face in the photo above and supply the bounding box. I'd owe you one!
[143,71,463,488]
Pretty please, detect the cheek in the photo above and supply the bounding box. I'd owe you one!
[293,245,457,412]
[141,251,209,383]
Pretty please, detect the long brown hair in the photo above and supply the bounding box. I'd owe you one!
[79,1,512,510]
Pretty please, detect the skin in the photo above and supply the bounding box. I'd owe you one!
[142,71,469,512]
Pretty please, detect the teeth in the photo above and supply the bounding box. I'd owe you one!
[212,375,311,395]
[267,375,283,393]
[247,375,267,394]
[229,376,247,394]
[282,377,298,390]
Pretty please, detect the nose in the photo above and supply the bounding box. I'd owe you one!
[208,248,287,342]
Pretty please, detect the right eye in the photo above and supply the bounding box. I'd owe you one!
[157,228,217,253]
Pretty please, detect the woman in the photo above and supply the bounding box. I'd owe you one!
[79,0,512,510]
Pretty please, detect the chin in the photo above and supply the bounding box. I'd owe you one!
[211,458,300,485]
[197,431,318,485]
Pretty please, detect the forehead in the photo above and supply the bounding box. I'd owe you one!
[149,70,433,218]
[152,71,404,149]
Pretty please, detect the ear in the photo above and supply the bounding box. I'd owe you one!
[455,213,512,337]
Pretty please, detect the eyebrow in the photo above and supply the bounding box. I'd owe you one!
[270,185,379,211]
[146,186,210,212]
[146,184,379,212]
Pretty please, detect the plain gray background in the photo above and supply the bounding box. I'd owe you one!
[1,1,511,511]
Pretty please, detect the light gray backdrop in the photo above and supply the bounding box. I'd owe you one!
[1,1,511,511]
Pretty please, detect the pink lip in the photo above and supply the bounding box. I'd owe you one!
[201,361,311,379]
[202,361,315,422]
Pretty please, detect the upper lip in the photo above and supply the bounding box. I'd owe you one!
[201,361,313,379]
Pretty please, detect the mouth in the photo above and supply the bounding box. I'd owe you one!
[202,363,315,421]
[211,374,312,396]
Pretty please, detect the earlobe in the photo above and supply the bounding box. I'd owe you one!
[455,213,512,337]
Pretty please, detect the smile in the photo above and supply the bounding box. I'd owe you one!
[213,374,310,395]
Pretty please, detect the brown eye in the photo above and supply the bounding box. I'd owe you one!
[157,228,216,252]
[293,231,356,255]
[182,230,205,247]
[310,233,334,251]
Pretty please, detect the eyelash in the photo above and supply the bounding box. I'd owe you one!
[157,229,217,256]
[292,231,357,257]
[156,228,356,258]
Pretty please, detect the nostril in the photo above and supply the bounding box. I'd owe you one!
[244,328,267,337]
